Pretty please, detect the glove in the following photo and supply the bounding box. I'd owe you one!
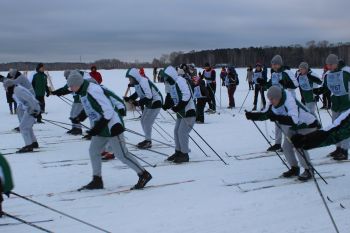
[123,96,130,102]
[82,134,92,140]
[88,118,109,136]
[30,111,40,118]
[118,109,126,117]
[172,105,180,112]
[245,110,260,121]
[131,100,139,106]
[46,92,51,97]
[257,78,265,85]
[139,98,152,107]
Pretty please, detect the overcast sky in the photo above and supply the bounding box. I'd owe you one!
[0,0,349,63]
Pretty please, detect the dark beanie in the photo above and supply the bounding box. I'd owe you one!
[36,63,44,72]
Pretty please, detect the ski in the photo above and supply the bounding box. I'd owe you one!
[2,150,48,155]
[234,174,345,193]
[61,180,196,201]
[42,162,88,169]
[225,150,277,158]
[0,219,53,226]
[314,159,350,167]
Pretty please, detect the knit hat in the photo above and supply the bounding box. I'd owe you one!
[298,62,309,70]
[67,71,84,88]
[36,63,44,72]
[267,86,282,101]
[271,55,283,65]
[63,70,71,79]
[325,54,339,65]
[3,79,15,90]
[8,68,18,78]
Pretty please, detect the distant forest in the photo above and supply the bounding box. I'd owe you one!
[1,41,349,71]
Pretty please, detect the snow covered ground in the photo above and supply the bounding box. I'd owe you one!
[1,68,350,233]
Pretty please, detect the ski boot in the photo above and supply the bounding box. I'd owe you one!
[31,142,39,149]
[252,105,257,111]
[166,150,180,162]
[137,140,152,149]
[282,166,300,178]
[132,170,152,190]
[267,144,282,152]
[298,169,313,181]
[13,127,20,133]
[78,176,104,191]
[70,128,82,135]
[260,105,266,111]
[173,152,189,164]
[16,145,34,153]
[328,147,341,158]
[333,149,348,161]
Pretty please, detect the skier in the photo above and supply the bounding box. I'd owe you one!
[162,66,196,163]
[192,75,209,123]
[296,62,322,115]
[123,68,163,149]
[315,54,350,160]
[0,153,14,217]
[3,69,19,114]
[225,66,239,108]
[246,66,254,90]
[153,67,158,82]
[32,63,50,123]
[252,63,266,111]
[89,65,103,84]
[246,86,320,181]
[4,80,41,153]
[201,63,216,113]
[50,70,83,135]
[220,67,227,86]
[67,71,152,190]
[258,55,298,152]
[319,65,332,110]
[292,108,350,152]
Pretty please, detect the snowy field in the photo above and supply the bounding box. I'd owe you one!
[0,68,350,233]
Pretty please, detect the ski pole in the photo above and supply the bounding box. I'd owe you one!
[248,118,289,169]
[318,97,332,118]
[129,152,157,167]
[58,96,73,106]
[167,110,227,164]
[10,191,112,233]
[125,128,174,148]
[61,96,73,103]
[315,103,323,127]
[125,142,169,157]
[238,90,251,114]
[3,212,53,233]
[41,118,70,131]
[134,107,174,142]
[165,111,210,158]
[275,123,327,185]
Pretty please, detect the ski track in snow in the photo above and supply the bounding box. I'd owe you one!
[0,68,349,233]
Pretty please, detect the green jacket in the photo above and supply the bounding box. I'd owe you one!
[323,65,350,112]
[0,153,14,194]
[32,72,49,97]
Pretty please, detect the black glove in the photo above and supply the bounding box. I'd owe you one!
[257,78,265,85]
[82,134,92,140]
[245,110,260,121]
[51,88,71,96]
[70,117,80,124]
[172,105,180,112]
[139,98,152,107]
[30,111,40,118]
[88,118,109,136]
[123,96,130,102]
[118,109,126,117]
[46,92,51,97]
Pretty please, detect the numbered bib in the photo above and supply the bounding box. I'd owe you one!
[327,71,347,96]
[298,75,312,91]
[81,97,101,121]
[271,72,282,87]
[193,86,203,99]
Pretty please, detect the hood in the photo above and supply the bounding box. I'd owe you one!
[164,66,179,83]
[126,68,143,83]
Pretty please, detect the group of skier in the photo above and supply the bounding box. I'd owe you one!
[246,53,350,181]
[2,53,350,217]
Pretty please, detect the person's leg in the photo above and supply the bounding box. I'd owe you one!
[332,111,341,148]
[211,83,216,111]
[306,102,316,115]
[110,134,145,174]
[232,86,236,108]
[19,112,36,146]
[260,88,266,107]
[227,86,233,107]
[70,103,83,130]
[142,107,161,141]
[275,123,282,145]
[174,118,181,151]
[206,86,213,110]
[36,96,45,122]
[89,136,107,176]
[178,117,195,154]
[282,127,299,175]
[253,85,259,107]
[294,128,315,169]
[197,99,205,122]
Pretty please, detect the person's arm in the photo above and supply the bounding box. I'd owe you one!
[280,71,298,89]
[308,72,322,85]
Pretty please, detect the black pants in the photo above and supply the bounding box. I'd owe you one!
[36,96,45,121]
[253,84,266,106]
[322,91,331,108]
[196,98,206,123]
[248,82,254,90]
[206,83,216,111]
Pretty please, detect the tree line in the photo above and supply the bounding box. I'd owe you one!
[0,41,349,71]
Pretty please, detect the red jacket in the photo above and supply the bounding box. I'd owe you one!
[89,71,103,84]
